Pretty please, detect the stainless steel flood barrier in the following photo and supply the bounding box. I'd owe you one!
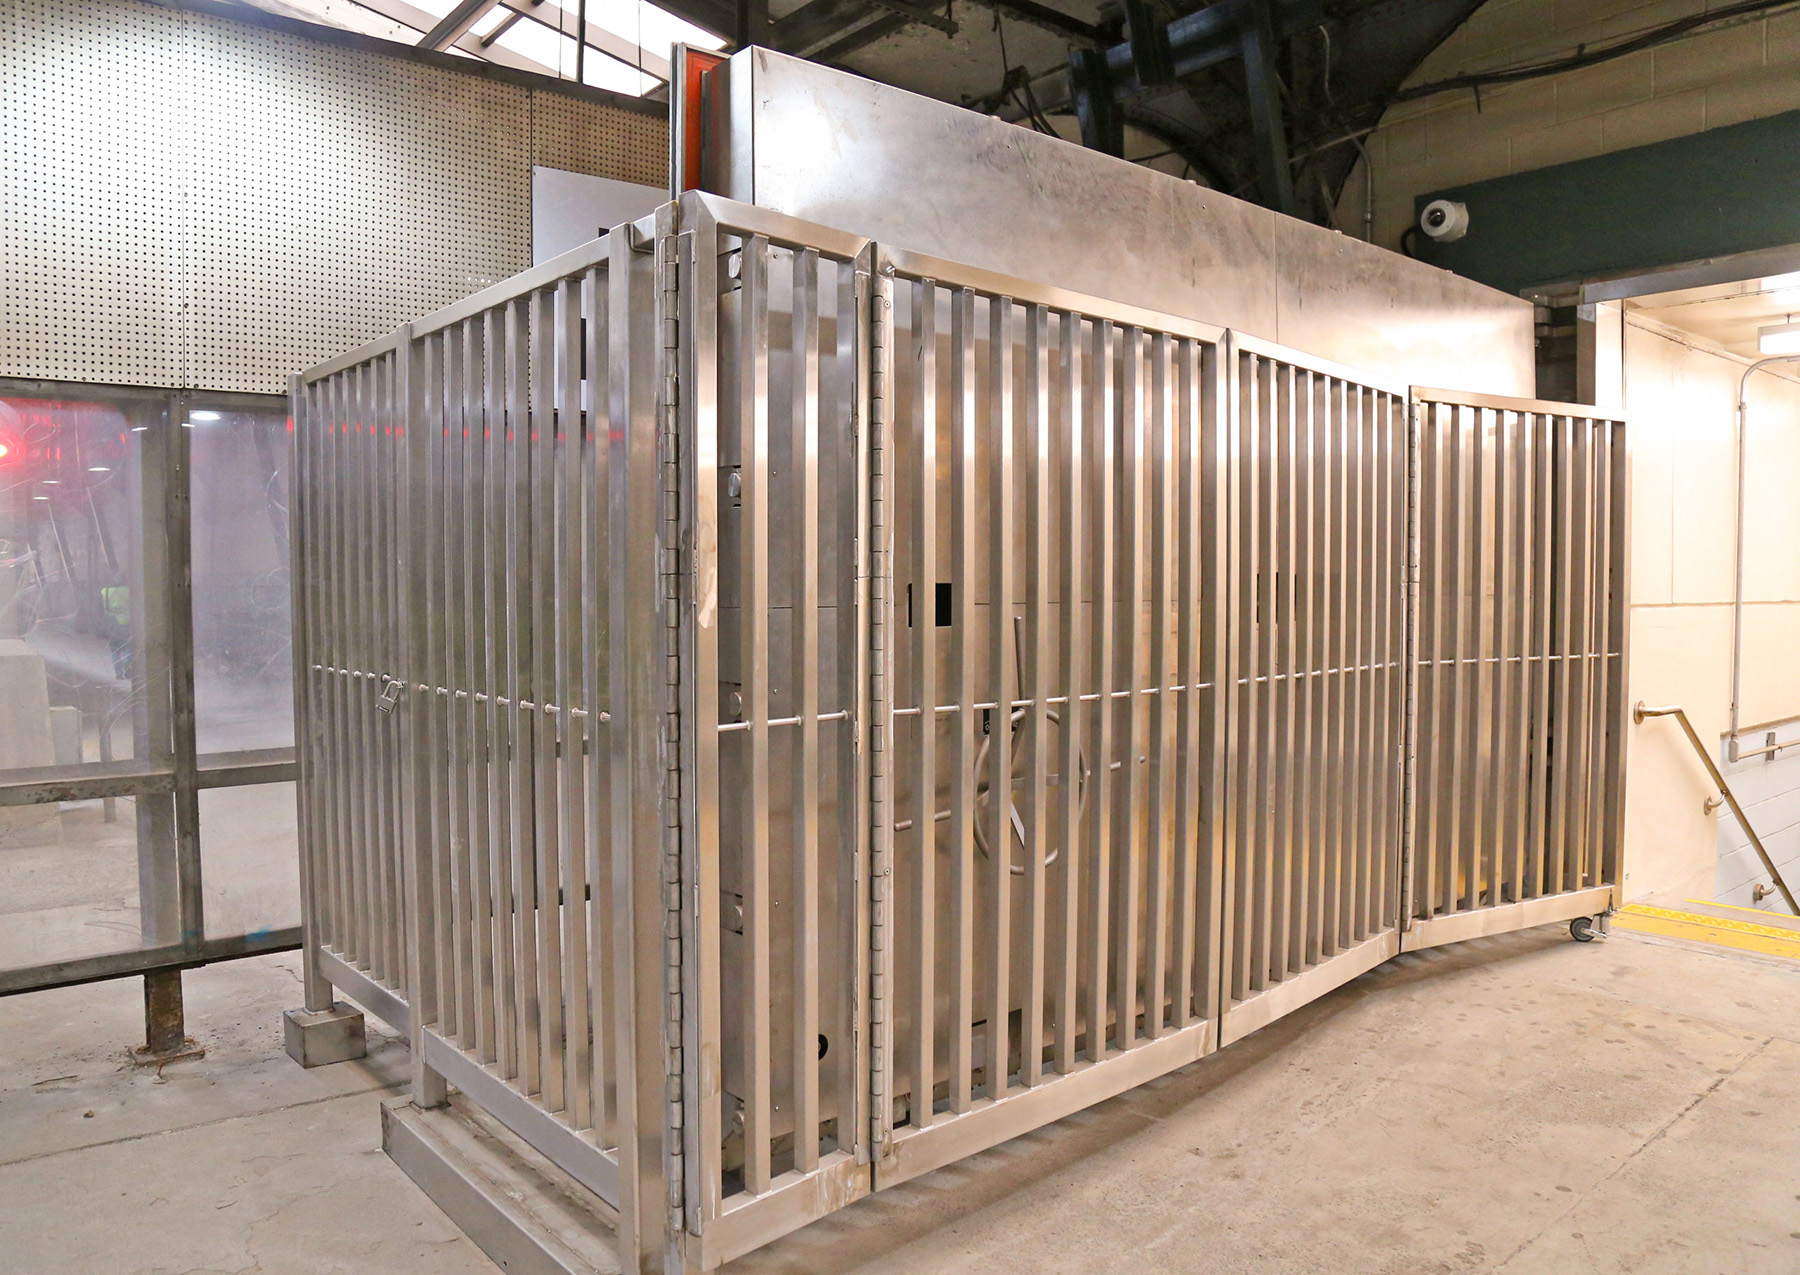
[291,191,1628,1274]
[1218,337,1411,1045]
[1404,391,1627,950]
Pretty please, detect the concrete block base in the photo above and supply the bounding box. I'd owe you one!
[382,1096,620,1275]
[282,1002,366,1068]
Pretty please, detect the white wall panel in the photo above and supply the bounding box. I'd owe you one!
[0,0,667,394]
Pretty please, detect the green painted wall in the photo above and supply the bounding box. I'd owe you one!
[1413,108,1800,296]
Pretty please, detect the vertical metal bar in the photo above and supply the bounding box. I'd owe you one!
[1462,406,1488,914]
[1438,402,1463,918]
[581,260,612,1143]
[399,326,449,1107]
[486,306,519,1081]
[1114,325,1145,1045]
[375,358,400,984]
[1271,363,1296,977]
[910,278,939,1125]
[1529,411,1556,900]
[1324,374,1346,955]
[1352,384,1375,938]
[320,375,344,961]
[506,298,542,1095]
[988,295,1016,1095]
[436,329,468,1048]
[1509,410,1533,903]
[1255,357,1279,980]
[616,215,678,1262]
[1602,419,1629,888]
[1374,392,1399,929]
[1085,319,1116,1056]
[741,235,773,1194]
[530,288,566,1112]
[557,276,592,1131]
[1231,350,1261,1000]
[1172,338,1202,1026]
[1491,410,1519,907]
[1202,339,1232,1024]
[349,368,376,974]
[1548,415,1575,897]
[950,287,978,1110]
[1145,332,1175,1035]
[1023,302,1051,1083]
[1399,395,1422,933]
[465,317,498,1065]
[1569,414,1598,882]
[791,247,822,1170]
[846,246,875,1173]
[289,373,332,1013]
[1053,310,1085,1070]
[677,214,725,1231]
[1299,371,1323,964]
[427,331,454,1039]
[1412,400,1439,923]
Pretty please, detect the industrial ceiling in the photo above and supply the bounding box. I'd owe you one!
[223,0,1493,227]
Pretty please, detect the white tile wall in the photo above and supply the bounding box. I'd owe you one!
[1716,720,1800,915]
[1622,318,1800,906]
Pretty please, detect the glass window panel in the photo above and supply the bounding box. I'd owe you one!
[0,391,171,970]
[0,394,163,774]
[199,782,299,941]
[0,790,174,970]
[189,403,294,753]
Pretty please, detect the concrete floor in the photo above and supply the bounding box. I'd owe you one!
[2,926,1798,1274]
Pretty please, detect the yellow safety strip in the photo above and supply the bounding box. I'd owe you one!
[1614,903,1800,961]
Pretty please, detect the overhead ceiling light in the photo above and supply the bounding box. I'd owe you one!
[88,465,111,473]
[32,495,49,501]
[189,410,222,422]
[1758,320,1800,355]
[1759,270,1800,292]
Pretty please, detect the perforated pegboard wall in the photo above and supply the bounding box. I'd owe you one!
[1,0,184,386]
[1,0,669,395]
[532,89,668,186]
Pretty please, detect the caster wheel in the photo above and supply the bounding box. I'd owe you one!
[1570,916,1597,943]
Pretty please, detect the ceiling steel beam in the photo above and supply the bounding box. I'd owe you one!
[346,0,558,72]
[957,0,1108,47]
[419,0,502,49]
[770,0,892,57]
[510,0,678,81]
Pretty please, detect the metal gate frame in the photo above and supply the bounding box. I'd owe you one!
[292,192,1628,1275]
[1400,388,1628,952]
[866,240,1232,1191]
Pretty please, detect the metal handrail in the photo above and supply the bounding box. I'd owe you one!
[1635,702,1799,913]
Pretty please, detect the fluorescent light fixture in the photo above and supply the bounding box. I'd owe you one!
[88,465,111,473]
[1759,270,1800,292]
[32,495,48,501]
[189,410,222,422]
[40,479,58,484]
[1758,320,1800,355]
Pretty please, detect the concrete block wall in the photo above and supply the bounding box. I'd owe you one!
[1621,313,1800,910]
[1343,0,1800,249]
